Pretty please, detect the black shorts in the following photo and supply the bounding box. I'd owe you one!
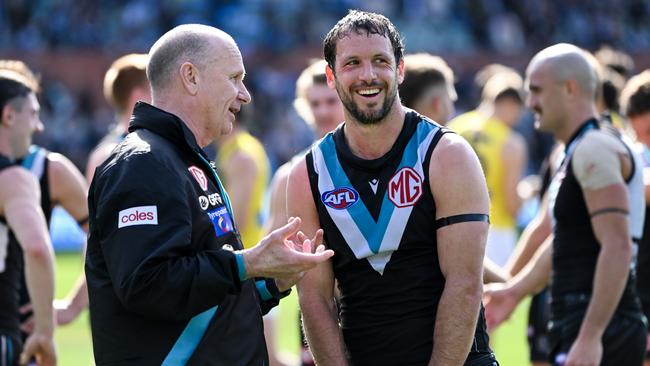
[465,351,498,365]
[528,288,551,362]
[549,312,646,366]
[1,334,21,366]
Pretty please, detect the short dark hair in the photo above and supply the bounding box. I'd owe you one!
[0,61,39,112]
[621,70,650,118]
[494,88,523,104]
[323,10,404,71]
[400,53,453,109]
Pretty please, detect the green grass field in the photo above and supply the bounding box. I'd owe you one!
[55,252,94,365]
[54,252,530,366]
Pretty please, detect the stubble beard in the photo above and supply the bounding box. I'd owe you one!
[335,77,397,126]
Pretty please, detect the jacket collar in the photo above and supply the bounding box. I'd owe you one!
[128,101,208,159]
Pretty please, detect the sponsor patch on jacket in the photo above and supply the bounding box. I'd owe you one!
[321,187,359,209]
[198,193,223,210]
[118,206,158,228]
[207,206,233,237]
[188,166,208,191]
[199,196,209,210]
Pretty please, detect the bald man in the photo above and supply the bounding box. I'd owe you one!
[85,24,333,365]
[485,44,646,365]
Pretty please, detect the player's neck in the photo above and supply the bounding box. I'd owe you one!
[344,104,406,160]
[0,135,13,159]
[557,104,599,144]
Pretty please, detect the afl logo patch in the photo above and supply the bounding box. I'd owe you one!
[321,187,359,210]
[388,167,422,208]
[188,166,208,191]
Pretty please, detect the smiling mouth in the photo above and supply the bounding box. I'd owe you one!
[356,88,381,98]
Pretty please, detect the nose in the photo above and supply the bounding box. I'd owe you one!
[239,83,251,105]
[33,118,44,133]
[526,93,535,110]
[358,61,377,83]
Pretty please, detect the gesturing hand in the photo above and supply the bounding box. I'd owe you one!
[240,217,334,280]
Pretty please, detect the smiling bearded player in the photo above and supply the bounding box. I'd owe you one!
[287,10,497,366]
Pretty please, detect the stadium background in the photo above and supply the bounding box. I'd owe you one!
[3,0,650,364]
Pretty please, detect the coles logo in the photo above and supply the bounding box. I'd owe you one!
[188,166,208,191]
[388,167,422,208]
[321,187,359,210]
[118,206,158,228]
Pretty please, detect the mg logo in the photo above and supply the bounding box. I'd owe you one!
[388,167,422,208]
[188,166,208,191]
[321,187,359,210]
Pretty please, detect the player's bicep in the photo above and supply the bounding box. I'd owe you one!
[2,171,50,253]
[573,133,632,246]
[286,158,334,297]
[583,183,631,248]
[49,154,89,225]
[286,158,321,238]
[429,134,489,278]
[572,132,627,190]
[266,164,290,233]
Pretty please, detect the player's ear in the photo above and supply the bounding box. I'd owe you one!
[1,104,15,127]
[397,58,405,84]
[326,64,336,90]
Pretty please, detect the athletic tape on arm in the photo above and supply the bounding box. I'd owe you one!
[572,132,627,190]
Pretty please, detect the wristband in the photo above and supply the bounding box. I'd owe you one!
[234,252,247,281]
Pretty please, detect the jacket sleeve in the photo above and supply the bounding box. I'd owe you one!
[254,278,292,315]
[91,154,243,320]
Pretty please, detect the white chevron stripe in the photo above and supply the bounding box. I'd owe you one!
[313,121,439,275]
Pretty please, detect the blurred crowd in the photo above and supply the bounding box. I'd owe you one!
[3,0,650,52]
[2,0,650,171]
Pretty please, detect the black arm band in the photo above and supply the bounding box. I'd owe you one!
[76,215,90,226]
[589,208,629,218]
[435,213,490,230]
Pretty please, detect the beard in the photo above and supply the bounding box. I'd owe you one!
[335,77,398,125]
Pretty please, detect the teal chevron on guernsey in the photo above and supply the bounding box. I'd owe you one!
[162,306,218,365]
[312,119,440,274]
[20,145,47,176]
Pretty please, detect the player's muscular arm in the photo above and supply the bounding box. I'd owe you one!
[49,153,89,229]
[565,133,633,365]
[429,134,489,366]
[0,168,57,364]
[48,153,90,324]
[484,237,552,329]
[265,162,291,233]
[505,195,552,276]
[287,157,348,366]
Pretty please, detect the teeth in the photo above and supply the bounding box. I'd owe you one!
[358,88,380,95]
